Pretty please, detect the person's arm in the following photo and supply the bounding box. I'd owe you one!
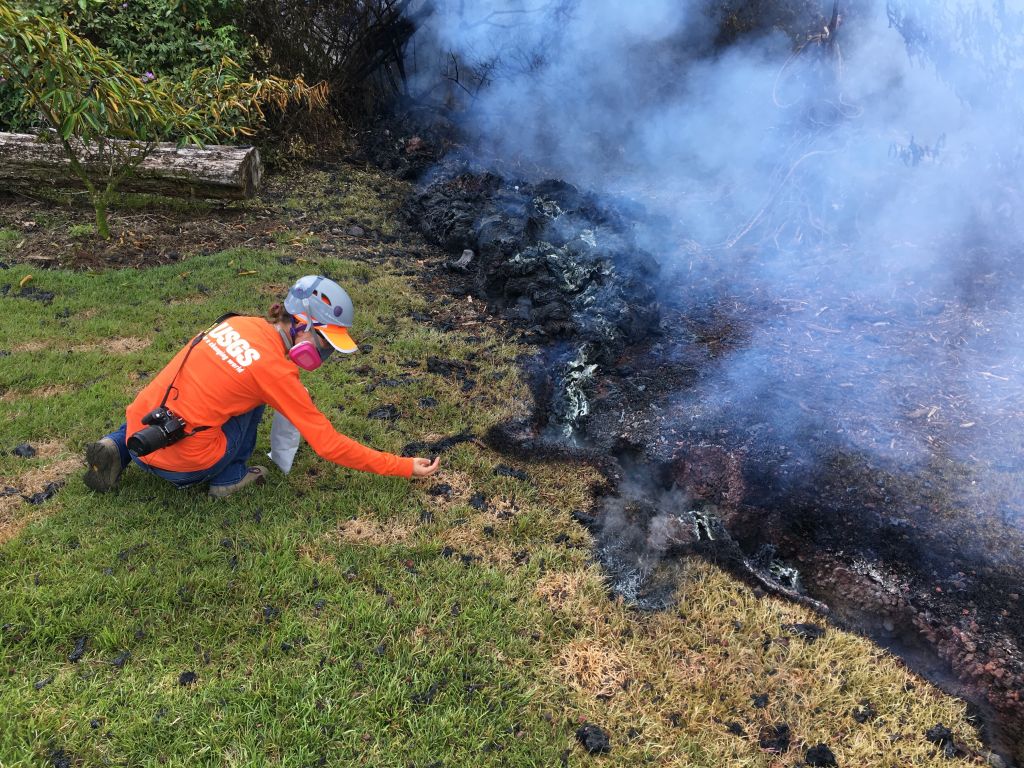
[261,368,416,477]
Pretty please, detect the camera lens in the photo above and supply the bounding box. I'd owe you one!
[127,425,168,456]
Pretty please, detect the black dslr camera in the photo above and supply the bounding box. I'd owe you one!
[127,407,187,456]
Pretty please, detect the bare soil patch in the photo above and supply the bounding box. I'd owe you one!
[0,165,415,272]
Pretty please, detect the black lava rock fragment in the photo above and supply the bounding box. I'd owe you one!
[68,635,87,663]
[783,622,826,642]
[418,397,438,408]
[925,724,964,758]
[469,493,487,510]
[262,605,280,623]
[758,723,791,752]
[368,404,401,421]
[178,670,197,686]
[428,483,453,497]
[34,676,53,690]
[851,700,877,723]
[49,749,73,768]
[805,743,838,766]
[751,693,769,708]
[12,443,36,458]
[725,721,745,737]
[575,722,611,754]
[925,724,954,746]
[401,431,475,457]
[494,464,529,481]
[20,286,55,304]
[23,482,61,505]
[111,651,131,669]
[411,679,445,705]
[426,356,476,380]
[571,509,599,531]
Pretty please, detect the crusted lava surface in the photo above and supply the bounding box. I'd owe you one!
[409,164,1024,764]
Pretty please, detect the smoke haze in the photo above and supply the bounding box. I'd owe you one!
[412,0,1024,493]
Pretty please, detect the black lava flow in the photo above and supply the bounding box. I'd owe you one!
[407,164,826,610]
[406,161,1023,765]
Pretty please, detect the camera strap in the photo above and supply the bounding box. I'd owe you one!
[157,313,239,436]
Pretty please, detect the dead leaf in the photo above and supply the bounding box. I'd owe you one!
[18,274,32,288]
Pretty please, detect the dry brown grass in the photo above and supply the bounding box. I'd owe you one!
[534,571,595,614]
[530,558,985,767]
[438,519,519,567]
[556,640,631,699]
[10,337,150,354]
[331,516,414,547]
[0,384,75,403]
[0,449,80,546]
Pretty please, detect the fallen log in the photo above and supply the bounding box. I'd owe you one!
[0,131,262,200]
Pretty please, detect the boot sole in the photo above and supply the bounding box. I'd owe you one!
[83,441,122,492]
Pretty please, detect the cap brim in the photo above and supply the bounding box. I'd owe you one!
[314,323,358,354]
[295,312,358,354]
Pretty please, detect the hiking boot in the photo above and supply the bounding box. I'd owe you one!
[83,438,123,492]
[208,466,268,499]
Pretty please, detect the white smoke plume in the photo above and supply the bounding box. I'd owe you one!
[410,1,1024,503]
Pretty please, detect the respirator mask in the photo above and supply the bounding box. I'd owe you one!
[288,322,333,371]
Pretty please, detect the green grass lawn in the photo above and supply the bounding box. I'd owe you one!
[0,249,574,766]
[0,183,989,767]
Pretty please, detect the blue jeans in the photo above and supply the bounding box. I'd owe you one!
[105,406,266,489]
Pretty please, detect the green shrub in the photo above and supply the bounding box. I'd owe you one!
[0,0,253,131]
[61,0,251,78]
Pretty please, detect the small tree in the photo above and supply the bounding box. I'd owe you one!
[0,1,327,238]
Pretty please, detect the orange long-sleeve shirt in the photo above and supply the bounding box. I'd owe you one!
[126,315,413,478]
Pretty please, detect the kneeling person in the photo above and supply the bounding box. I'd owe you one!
[84,275,439,497]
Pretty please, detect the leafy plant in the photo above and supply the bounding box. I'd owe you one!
[0,1,328,238]
[0,0,254,131]
[67,222,94,238]
[66,0,250,78]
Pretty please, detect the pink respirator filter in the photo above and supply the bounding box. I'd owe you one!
[288,340,322,371]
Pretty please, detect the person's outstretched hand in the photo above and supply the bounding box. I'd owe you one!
[411,457,441,478]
